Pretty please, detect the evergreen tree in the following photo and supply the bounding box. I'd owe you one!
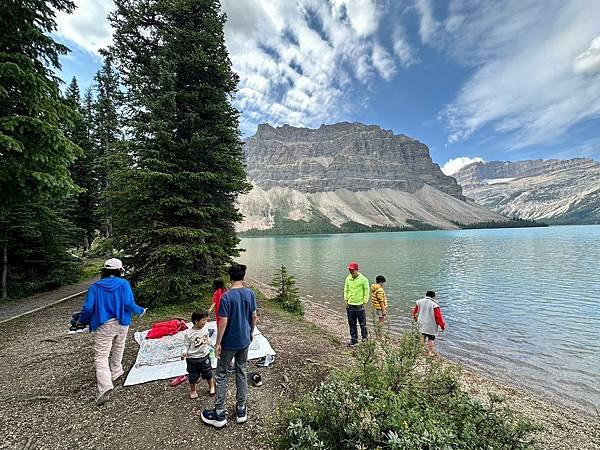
[107,0,250,305]
[0,0,81,299]
[64,78,98,250]
[93,55,123,239]
[270,265,303,316]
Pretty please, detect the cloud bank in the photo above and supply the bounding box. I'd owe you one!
[55,0,600,148]
[441,157,484,175]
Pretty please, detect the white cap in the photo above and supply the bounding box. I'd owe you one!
[103,258,123,270]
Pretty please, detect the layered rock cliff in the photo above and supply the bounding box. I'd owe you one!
[237,123,507,233]
[244,122,465,199]
[453,158,600,224]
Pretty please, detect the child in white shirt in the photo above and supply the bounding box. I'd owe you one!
[181,309,215,399]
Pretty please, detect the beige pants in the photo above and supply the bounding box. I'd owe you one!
[94,319,129,397]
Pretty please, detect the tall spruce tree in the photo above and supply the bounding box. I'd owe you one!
[64,78,98,250]
[0,0,81,299]
[93,55,123,239]
[108,0,250,305]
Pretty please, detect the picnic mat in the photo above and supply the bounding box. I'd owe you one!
[124,321,275,386]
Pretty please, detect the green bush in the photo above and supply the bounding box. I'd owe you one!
[271,330,536,449]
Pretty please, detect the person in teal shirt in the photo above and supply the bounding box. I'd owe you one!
[344,261,369,346]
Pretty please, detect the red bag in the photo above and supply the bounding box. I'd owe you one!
[145,319,188,339]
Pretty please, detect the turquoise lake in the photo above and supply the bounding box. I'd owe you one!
[238,225,600,413]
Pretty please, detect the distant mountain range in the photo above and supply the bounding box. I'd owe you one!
[452,158,600,224]
[237,123,506,234]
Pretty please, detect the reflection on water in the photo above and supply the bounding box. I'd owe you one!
[239,225,600,413]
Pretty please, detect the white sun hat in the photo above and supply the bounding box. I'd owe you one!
[103,258,124,270]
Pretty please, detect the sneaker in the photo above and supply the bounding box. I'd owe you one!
[95,388,113,406]
[347,341,358,347]
[236,406,247,424]
[201,408,227,428]
[68,323,87,334]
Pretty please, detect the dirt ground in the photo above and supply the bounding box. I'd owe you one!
[0,293,345,450]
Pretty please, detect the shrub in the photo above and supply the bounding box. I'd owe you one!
[270,265,304,316]
[271,329,536,449]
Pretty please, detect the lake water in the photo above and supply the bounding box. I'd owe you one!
[238,225,600,413]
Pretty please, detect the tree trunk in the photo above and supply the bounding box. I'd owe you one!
[83,234,90,252]
[2,239,8,300]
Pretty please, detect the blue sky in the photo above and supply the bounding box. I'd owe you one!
[55,0,600,174]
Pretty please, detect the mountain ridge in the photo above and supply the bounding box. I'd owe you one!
[237,122,508,233]
[453,158,600,224]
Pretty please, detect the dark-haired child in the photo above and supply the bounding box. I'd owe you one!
[181,309,215,399]
[371,275,388,325]
[412,291,446,357]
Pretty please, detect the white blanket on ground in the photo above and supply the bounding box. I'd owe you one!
[124,321,275,386]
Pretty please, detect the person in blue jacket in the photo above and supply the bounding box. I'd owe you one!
[78,258,146,406]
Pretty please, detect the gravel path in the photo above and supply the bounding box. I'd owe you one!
[0,277,98,324]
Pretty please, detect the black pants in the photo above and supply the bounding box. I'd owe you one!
[347,305,368,343]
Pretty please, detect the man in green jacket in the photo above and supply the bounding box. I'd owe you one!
[344,262,369,346]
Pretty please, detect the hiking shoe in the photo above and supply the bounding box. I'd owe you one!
[201,408,227,428]
[95,388,113,406]
[347,341,358,347]
[236,406,247,424]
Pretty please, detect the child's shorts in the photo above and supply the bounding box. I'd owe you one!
[375,309,386,318]
[186,355,213,384]
[421,333,436,341]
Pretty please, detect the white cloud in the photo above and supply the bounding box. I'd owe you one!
[372,43,397,81]
[331,0,381,38]
[392,28,418,66]
[414,0,441,44]
[573,35,600,75]
[55,0,115,55]
[443,0,600,149]
[441,157,485,175]
[222,0,406,135]
[54,0,420,136]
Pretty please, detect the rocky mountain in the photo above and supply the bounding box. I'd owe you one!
[237,123,506,233]
[453,158,600,224]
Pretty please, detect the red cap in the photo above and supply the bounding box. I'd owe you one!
[347,262,359,270]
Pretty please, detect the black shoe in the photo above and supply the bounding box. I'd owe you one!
[347,341,358,347]
[202,408,227,428]
[236,406,247,424]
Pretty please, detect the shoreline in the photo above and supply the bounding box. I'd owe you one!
[247,276,600,449]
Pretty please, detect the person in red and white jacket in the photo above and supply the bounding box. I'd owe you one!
[412,291,446,357]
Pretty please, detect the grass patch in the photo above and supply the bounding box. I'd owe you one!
[79,258,104,280]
